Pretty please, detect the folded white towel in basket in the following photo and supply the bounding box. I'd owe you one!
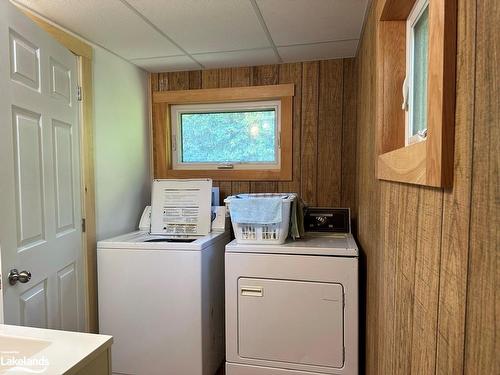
[229,196,283,224]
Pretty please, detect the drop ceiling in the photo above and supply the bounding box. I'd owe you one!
[13,0,370,72]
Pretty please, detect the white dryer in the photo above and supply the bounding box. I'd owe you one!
[225,208,358,375]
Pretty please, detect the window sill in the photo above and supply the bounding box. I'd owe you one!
[161,168,291,181]
[378,141,426,185]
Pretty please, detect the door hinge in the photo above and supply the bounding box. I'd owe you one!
[82,218,86,233]
[77,86,82,101]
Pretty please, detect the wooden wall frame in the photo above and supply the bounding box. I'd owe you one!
[152,84,294,181]
[376,0,457,187]
[18,8,98,333]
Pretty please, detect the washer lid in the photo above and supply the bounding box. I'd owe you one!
[226,233,358,257]
[97,230,229,251]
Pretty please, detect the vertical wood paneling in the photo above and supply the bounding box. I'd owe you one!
[158,73,168,91]
[150,73,160,178]
[317,59,343,206]
[278,63,302,195]
[356,0,496,372]
[189,71,201,89]
[251,64,279,86]
[215,181,232,201]
[379,182,400,375]
[150,73,159,91]
[168,71,189,90]
[354,5,380,374]
[152,102,168,178]
[151,60,357,207]
[341,59,358,220]
[435,0,476,373]
[201,69,219,89]
[219,69,231,88]
[393,185,419,375]
[410,187,443,375]
[151,73,168,178]
[300,62,319,205]
[231,66,251,87]
[464,0,499,373]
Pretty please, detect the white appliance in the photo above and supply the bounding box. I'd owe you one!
[98,178,230,375]
[225,208,358,375]
[98,231,229,375]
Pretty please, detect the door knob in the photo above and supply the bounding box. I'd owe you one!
[8,269,31,285]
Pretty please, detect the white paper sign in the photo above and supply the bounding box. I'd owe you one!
[150,179,212,235]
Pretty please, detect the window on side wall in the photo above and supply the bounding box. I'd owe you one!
[404,0,429,145]
[171,100,281,171]
[376,0,457,187]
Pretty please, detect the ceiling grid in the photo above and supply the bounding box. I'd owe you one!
[249,0,282,63]
[12,0,370,72]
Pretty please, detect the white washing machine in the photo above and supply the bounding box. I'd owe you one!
[225,208,358,375]
[98,179,230,375]
[98,229,230,375]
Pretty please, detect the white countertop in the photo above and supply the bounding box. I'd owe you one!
[0,324,112,374]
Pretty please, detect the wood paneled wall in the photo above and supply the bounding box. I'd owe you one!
[356,0,499,374]
[150,59,358,217]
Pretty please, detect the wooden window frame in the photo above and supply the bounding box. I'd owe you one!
[376,0,457,187]
[152,84,294,181]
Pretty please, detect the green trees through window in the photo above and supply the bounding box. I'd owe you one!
[411,5,429,136]
[180,110,277,163]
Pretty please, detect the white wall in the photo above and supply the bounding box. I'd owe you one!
[93,46,150,240]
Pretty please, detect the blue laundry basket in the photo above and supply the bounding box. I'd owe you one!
[224,193,296,244]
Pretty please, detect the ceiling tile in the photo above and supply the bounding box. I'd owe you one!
[193,48,278,69]
[130,55,200,72]
[278,40,359,63]
[14,0,182,59]
[257,0,369,45]
[125,0,270,54]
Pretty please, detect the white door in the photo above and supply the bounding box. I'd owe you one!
[0,1,84,331]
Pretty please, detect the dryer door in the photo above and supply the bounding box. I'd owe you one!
[237,277,344,368]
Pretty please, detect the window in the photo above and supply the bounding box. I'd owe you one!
[376,0,457,187]
[171,100,281,170]
[151,84,294,181]
[404,0,429,145]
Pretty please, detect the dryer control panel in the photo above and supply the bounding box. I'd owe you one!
[304,208,351,233]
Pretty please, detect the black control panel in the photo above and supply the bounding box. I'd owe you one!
[304,208,351,233]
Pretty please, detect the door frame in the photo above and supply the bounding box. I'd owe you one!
[13,4,98,333]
